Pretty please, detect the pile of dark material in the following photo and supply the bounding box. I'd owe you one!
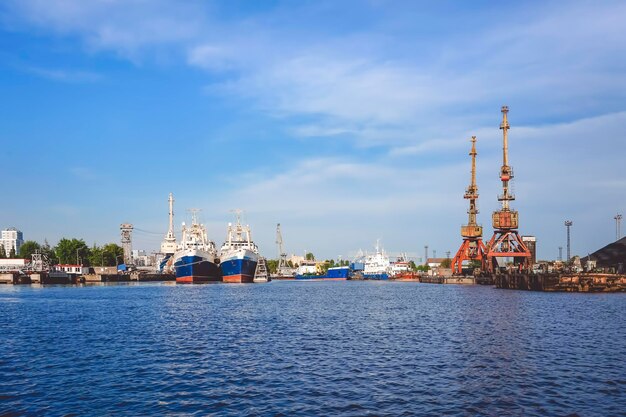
[581,237,626,273]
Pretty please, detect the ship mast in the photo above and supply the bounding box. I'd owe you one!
[160,192,177,254]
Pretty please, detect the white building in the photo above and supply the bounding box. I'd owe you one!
[1,228,24,256]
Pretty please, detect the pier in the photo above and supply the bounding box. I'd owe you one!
[495,273,626,292]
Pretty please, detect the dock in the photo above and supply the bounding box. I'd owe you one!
[495,273,626,292]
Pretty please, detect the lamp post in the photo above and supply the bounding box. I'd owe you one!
[564,220,573,262]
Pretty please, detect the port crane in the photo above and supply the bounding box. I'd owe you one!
[486,106,531,272]
[451,136,487,274]
[275,223,296,277]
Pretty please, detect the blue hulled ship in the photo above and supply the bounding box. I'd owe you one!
[173,209,220,283]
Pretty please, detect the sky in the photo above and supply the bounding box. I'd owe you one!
[1,0,625,261]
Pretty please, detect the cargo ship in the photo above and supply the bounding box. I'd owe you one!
[173,209,220,283]
[363,241,391,280]
[219,210,259,283]
[295,266,351,280]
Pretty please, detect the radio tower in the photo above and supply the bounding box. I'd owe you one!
[486,106,531,272]
[452,136,487,274]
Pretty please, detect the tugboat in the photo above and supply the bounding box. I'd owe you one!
[219,210,260,283]
[172,209,220,283]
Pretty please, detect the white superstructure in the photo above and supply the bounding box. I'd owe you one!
[178,210,217,256]
[160,193,177,254]
[219,210,259,264]
[363,241,391,275]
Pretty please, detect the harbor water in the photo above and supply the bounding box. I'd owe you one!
[1,281,624,416]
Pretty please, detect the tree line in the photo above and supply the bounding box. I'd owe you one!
[0,238,123,267]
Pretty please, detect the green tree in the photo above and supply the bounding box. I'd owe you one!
[54,238,91,265]
[19,240,41,259]
[9,247,16,259]
[102,243,124,266]
[0,244,5,258]
[266,259,278,274]
[41,239,56,264]
[408,260,417,271]
[440,258,451,268]
[88,245,104,267]
[305,252,315,261]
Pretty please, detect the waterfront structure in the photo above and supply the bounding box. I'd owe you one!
[451,136,487,274]
[486,106,532,272]
[1,228,24,257]
[522,236,537,265]
[120,223,133,265]
[55,264,90,275]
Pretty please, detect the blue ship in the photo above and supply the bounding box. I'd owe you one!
[296,266,351,280]
[174,252,221,283]
[218,211,260,283]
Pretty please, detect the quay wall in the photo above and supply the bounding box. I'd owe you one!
[495,273,626,292]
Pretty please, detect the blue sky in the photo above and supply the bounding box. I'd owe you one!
[1,0,625,261]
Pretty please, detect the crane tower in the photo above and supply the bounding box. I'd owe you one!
[486,106,531,272]
[451,136,487,274]
[120,223,134,265]
[276,223,288,270]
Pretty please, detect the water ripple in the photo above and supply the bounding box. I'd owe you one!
[1,282,625,416]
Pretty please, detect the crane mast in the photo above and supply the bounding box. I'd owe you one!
[451,136,487,274]
[486,106,531,272]
[276,223,287,270]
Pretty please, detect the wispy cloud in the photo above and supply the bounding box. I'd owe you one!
[25,66,102,82]
[2,0,625,259]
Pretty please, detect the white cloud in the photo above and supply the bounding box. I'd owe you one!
[25,66,102,82]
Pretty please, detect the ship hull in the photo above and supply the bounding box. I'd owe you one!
[363,273,389,280]
[296,267,350,281]
[174,253,221,283]
[220,255,258,284]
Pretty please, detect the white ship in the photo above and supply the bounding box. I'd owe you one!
[219,210,260,283]
[172,209,220,283]
[363,240,391,280]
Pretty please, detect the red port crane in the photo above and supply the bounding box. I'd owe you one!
[485,106,531,272]
[451,136,487,274]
